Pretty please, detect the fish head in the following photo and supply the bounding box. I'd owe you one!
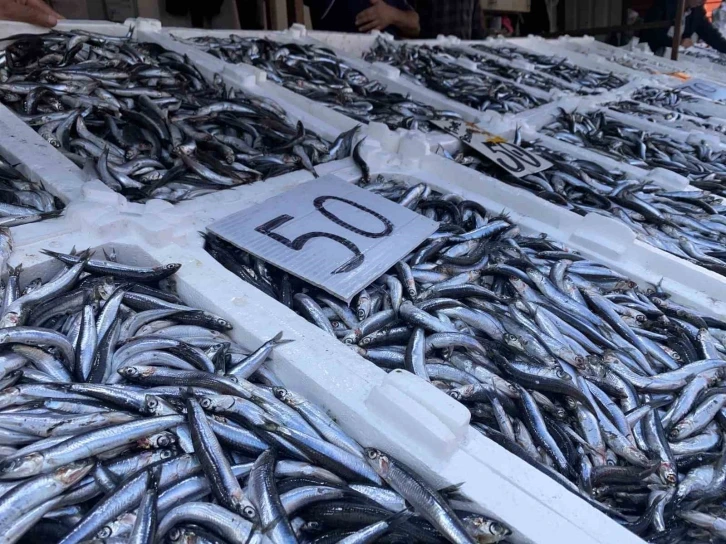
[272,387,292,404]
[448,388,463,401]
[365,448,390,477]
[137,431,176,450]
[118,365,154,380]
[0,452,42,478]
[164,263,182,274]
[54,459,95,485]
[554,366,572,381]
[198,394,233,413]
[342,333,358,345]
[502,333,523,351]
[658,463,678,486]
[301,520,323,533]
[211,317,232,330]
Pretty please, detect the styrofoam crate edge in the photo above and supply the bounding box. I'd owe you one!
[305,32,554,125]
[375,140,726,319]
[148,28,464,149]
[0,102,121,206]
[5,207,642,544]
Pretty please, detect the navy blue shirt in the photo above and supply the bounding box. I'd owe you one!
[306,0,412,35]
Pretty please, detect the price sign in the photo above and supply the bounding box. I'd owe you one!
[678,78,726,101]
[207,176,439,303]
[432,119,552,178]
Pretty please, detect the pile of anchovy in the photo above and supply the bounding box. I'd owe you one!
[177,35,462,132]
[469,43,627,91]
[0,156,62,228]
[0,241,511,544]
[682,47,726,68]
[608,99,726,136]
[442,134,726,276]
[434,47,576,95]
[206,168,726,541]
[542,109,726,198]
[0,30,350,204]
[363,39,546,114]
[616,87,726,133]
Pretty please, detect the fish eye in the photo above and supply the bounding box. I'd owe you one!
[227,376,238,383]
[273,387,287,400]
[166,264,177,270]
[146,398,158,409]
[449,391,461,400]
[200,398,212,409]
[161,450,173,459]
[367,449,379,459]
[97,526,112,538]
[169,528,182,541]
[243,505,256,519]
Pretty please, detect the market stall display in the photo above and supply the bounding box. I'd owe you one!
[0,18,726,544]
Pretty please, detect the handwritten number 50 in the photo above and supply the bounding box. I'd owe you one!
[255,196,394,274]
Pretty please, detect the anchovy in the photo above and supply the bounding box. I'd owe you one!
[0,30,353,204]
[205,166,726,540]
[0,245,495,544]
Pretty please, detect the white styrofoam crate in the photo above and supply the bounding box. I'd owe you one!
[302,31,557,123]
[582,81,726,127]
[0,20,373,211]
[604,96,726,143]
[516,97,726,173]
[680,46,726,80]
[7,179,642,544]
[0,19,138,207]
[148,27,460,150]
[550,37,698,78]
[500,37,651,82]
[79,131,726,541]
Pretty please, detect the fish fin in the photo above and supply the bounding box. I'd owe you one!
[39,210,63,220]
[437,482,464,496]
[40,248,64,260]
[271,331,295,346]
[386,508,415,527]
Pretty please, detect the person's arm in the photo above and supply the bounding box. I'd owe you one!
[355,0,420,37]
[0,0,61,26]
[693,7,726,53]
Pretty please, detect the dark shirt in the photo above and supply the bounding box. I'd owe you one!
[415,0,483,40]
[306,0,412,35]
[641,0,726,55]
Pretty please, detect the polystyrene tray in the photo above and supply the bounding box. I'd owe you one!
[538,36,700,80]
[82,131,726,542]
[0,19,370,211]
[516,96,726,167]
[301,30,557,122]
[150,26,459,149]
[7,157,644,544]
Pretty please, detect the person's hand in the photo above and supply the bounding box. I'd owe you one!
[355,0,399,33]
[0,0,62,27]
[682,38,694,48]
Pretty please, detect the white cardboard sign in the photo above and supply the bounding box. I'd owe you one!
[207,176,439,303]
[432,119,552,177]
[678,78,726,101]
